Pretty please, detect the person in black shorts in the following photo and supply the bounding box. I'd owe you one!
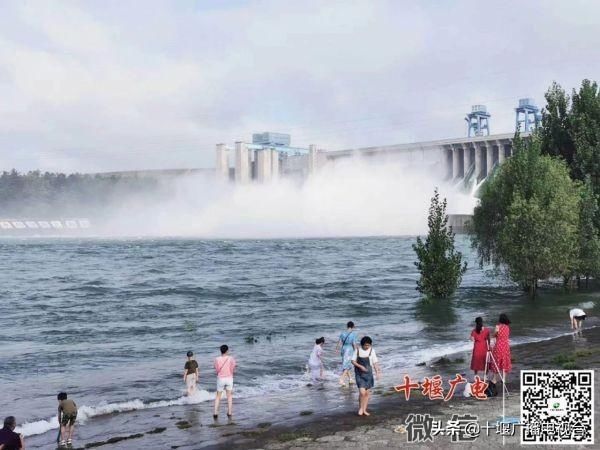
[569,308,587,331]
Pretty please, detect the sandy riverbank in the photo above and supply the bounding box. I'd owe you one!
[220,326,600,449]
[29,327,599,449]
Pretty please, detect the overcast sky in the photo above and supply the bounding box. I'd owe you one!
[0,0,599,173]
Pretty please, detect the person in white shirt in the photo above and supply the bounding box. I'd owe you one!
[569,308,586,330]
[307,337,325,382]
[351,336,381,416]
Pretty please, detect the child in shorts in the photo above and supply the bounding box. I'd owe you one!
[57,392,78,447]
[183,350,200,396]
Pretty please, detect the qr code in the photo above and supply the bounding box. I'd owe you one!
[521,370,594,444]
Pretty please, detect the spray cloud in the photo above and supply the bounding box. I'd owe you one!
[103,157,475,238]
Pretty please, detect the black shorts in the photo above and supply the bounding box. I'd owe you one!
[575,315,586,321]
[61,413,77,426]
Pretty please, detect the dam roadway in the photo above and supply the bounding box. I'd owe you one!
[323,132,523,184]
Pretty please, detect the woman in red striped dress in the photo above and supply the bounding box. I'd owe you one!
[489,313,512,384]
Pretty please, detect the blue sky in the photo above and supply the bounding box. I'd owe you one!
[0,0,599,172]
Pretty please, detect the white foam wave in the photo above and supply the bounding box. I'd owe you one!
[384,341,473,369]
[236,372,309,398]
[16,417,58,437]
[15,390,212,437]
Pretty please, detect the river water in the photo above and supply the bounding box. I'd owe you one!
[0,237,597,448]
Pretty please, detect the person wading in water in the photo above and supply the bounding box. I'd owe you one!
[336,321,359,387]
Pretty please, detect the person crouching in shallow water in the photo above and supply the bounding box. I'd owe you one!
[308,337,325,382]
[213,344,236,420]
[57,392,78,447]
[569,307,586,331]
[336,321,359,387]
[351,336,381,416]
[183,350,199,396]
[0,416,24,450]
[489,313,512,386]
[470,317,490,376]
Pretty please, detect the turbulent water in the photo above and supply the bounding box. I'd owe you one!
[0,237,597,447]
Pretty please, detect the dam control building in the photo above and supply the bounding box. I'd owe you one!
[215,133,323,183]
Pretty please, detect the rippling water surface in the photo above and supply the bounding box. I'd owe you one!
[1,237,597,444]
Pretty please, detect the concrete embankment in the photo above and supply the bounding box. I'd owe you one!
[448,214,472,234]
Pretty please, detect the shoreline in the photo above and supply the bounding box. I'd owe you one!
[221,326,600,449]
[21,324,599,449]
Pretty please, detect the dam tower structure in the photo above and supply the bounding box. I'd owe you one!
[215,143,230,180]
[465,105,491,137]
[515,98,541,133]
[218,132,322,183]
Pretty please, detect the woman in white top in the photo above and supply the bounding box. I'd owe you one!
[308,337,325,382]
[569,308,586,330]
[351,336,381,416]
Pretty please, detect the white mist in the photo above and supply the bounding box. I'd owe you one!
[104,158,476,238]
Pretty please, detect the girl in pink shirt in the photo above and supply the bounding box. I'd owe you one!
[213,344,237,419]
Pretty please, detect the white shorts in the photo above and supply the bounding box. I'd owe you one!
[217,377,234,392]
[186,374,197,388]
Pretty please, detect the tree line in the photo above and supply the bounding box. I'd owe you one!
[0,170,162,217]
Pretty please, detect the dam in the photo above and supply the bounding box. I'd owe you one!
[215,99,538,191]
[0,99,539,237]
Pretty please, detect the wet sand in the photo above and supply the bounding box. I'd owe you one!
[26,326,599,449]
[226,326,600,450]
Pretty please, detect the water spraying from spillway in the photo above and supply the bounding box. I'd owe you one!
[103,158,477,238]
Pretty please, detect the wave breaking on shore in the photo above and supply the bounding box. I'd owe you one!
[16,390,213,437]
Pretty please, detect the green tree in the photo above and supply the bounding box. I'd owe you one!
[571,80,600,200]
[540,81,575,166]
[471,135,581,297]
[413,188,467,299]
[576,177,600,286]
[540,80,600,208]
[0,169,161,217]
